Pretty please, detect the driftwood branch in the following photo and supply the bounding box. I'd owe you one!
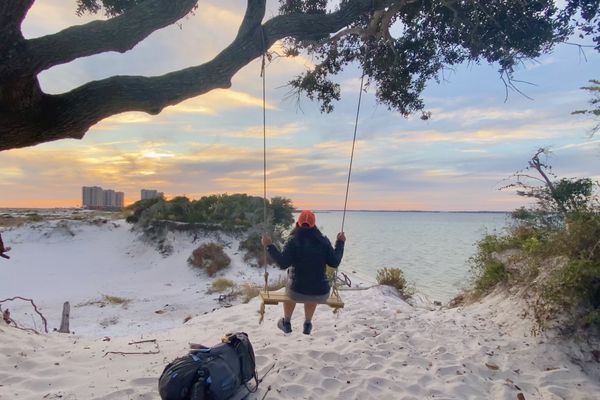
[0,296,48,333]
[128,339,157,345]
[103,338,160,357]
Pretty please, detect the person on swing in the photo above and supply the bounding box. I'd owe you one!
[262,210,345,335]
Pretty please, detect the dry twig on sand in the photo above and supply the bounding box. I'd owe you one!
[103,339,160,357]
[0,296,48,333]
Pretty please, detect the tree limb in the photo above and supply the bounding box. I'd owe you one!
[3,0,198,81]
[1,0,395,150]
[237,0,267,39]
[528,149,568,215]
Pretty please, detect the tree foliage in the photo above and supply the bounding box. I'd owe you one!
[502,148,596,228]
[1,0,599,150]
[126,193,295,230]
[572,79,600,135]
[471,152,600,334]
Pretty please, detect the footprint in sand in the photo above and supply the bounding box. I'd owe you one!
[129,377,156,386]
[319,365,340,378]
[320,351,339,363]
[279,383,306,397]
[94,388,135,399]
[322,377,343,391]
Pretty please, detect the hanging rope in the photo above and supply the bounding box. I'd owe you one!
[260,31,269,324]
[341,72,365,233]
[333,67,366,302]
[258,34,366,321]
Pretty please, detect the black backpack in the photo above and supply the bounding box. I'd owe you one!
[158,332,258,400]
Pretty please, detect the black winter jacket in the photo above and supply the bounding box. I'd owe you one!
[267,227,344,296]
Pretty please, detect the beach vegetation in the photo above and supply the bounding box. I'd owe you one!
[239,227,286,267]
[468,149,600,334]
[102,294,131,308]
[3,2,599,151]
[127,194,294,231]
[240,284,261,304]
[240,276,288,303]
[207,278,236,294]
[239,234,269,267]
[572,79,600,135]
[76,294,131,309]
[376,267,412,299]
[188,243,232,277]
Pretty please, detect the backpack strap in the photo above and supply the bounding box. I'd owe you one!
[222,332,259,394]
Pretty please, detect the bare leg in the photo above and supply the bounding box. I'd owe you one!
[304,303,317,321]
[283,301,296,320]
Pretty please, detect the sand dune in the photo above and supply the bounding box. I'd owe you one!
[1,218,598,399]
[2,286,598,400]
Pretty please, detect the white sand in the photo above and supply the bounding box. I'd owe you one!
[1,217,599,399]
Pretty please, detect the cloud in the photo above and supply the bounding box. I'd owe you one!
[430,107,540,126]
[0,167,25,184]
[165,89,278,115]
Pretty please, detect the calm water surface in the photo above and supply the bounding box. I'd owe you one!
[310,211,509,303]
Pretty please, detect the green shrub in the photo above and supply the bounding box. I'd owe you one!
[376,267,411,298]
[542,259,600,329]
[470,235,512,293]
[474,260,508,292]
[207,278,235,294]
[561,212,600,261]
[188,243,231,276]
[239,234,268,267]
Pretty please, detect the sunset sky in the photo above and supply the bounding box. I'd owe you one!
[0,0,598,211]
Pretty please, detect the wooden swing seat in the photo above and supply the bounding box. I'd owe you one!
[259,288,344,310]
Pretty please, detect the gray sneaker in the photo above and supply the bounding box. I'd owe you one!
[303,321,312,335]
[277,318,292,333]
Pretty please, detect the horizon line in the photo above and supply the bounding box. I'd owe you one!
[0,206,511,214]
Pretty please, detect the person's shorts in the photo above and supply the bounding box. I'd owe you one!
[286,282,330,303]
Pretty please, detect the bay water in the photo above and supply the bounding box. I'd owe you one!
[310,211,510,303]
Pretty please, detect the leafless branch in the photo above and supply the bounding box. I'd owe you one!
[0,296,48,333]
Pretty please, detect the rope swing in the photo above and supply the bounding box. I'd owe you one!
[258,45,365,323]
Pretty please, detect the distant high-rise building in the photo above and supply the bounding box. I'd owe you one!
[115,192,124,208]
[104,189,116,208]
[82,186,124,209]
[141,189,164,200]
[82,186,104,207]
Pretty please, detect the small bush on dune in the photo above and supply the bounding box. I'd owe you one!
[207,278,235,294]
[376,267,412,299]
[542,259,600,330]
[239,234,269,267]
[474,260,509,292]
[188,243,231,276]
[240,276,288,303]
[470,235,512,293]
[240,284,261,304]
